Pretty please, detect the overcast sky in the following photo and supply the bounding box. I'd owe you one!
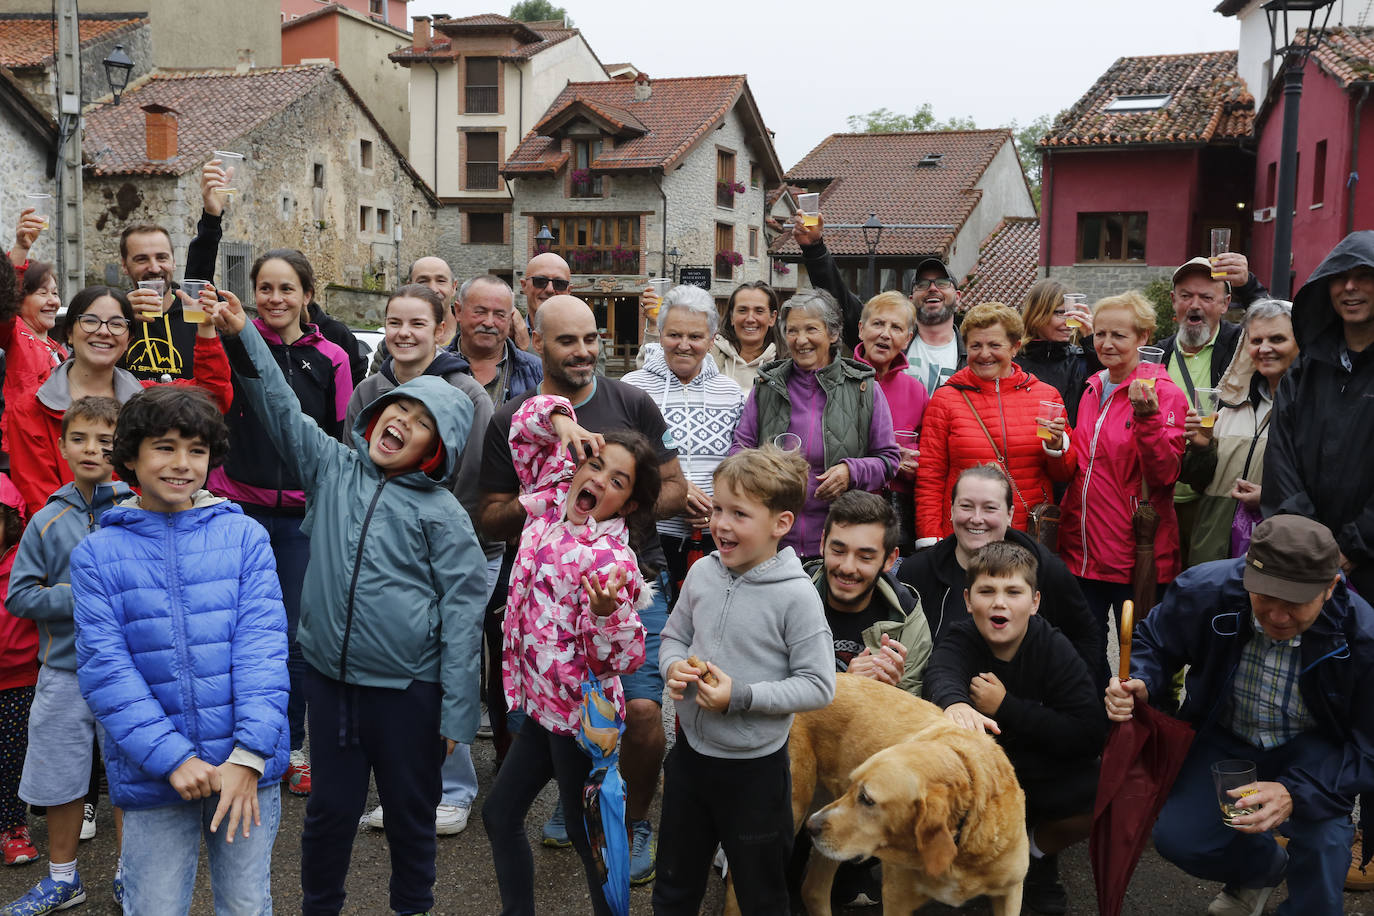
[406,0,1241,168]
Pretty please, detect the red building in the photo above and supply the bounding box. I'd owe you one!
[1038,51,1255,300]
[1248,27,1374,293]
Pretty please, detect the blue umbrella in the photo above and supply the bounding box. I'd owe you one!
[577,672,630,916]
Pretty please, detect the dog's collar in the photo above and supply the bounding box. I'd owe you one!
[952,810,968,847]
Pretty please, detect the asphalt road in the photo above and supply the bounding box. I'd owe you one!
[2,723,1368,915]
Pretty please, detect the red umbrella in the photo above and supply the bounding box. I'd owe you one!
[1091,601,1196,916]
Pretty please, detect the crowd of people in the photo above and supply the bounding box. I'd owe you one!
[0,163,1367,916]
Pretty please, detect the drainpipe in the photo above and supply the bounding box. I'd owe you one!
[1348,84,1371,236]
[426,61,440,195]
[1041,149,1054,278]
[656,170,668,278]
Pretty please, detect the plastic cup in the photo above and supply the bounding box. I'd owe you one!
[797,192,820,228]
[1036,400,1065,441]
[773,433,803,452]
[180,279,210,323]
[25,193,52,230]
[213,150,245,201]
[136,279,166,318]
[1063,293,1086,329]
[1195,387,1221,428]
[1210,229,1232,279]
[647,278,671,321]
[1137,345,1165,388]
[1210,759,1257,826]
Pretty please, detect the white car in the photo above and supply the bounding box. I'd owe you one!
[350,328,385,366]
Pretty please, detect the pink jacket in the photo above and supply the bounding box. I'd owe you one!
[1058,362,1188,585]
[853,344,929,491]
[502,394,648,736]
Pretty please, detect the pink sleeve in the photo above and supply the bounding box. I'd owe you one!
[509,394,576,497]
[579,546,647,678]
[1134,382,1187,490]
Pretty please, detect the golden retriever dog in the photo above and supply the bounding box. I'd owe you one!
[722,673,1026,915]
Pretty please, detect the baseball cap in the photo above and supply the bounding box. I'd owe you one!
[1243,515,1341,603]
[1172,256,1231,293]
[913,257,953,282]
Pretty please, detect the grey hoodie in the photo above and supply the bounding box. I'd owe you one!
[660,547,835,758]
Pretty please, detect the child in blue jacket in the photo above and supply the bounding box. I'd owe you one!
[71,386,289,914]
[204,286,487,916]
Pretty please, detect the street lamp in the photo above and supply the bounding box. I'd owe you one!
[860,212,884,300]
[102,44,134,105]
[1264,0,1337,299]
[534,223,553,254]
[667,246,682,283]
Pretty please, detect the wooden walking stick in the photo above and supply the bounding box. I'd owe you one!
[1118,600,1135,682]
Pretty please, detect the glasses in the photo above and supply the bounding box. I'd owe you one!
[528,275,571,292]
[912,278,954,292]
[75,314,131,335]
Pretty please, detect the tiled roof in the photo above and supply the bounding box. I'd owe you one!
[769,130,1012,258]
[959,217,1041,308]
[1309,27,1374,88]
[504,75,750,175]
[502,28,577,61]
[0,16,143,70]
[1040,50,1253,149]
[389,13,575,63]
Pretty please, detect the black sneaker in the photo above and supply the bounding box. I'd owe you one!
[1024,853,1067,915]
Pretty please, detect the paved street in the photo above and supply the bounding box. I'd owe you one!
[2,723,1368,915]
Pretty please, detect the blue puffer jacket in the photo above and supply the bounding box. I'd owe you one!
[225,320,487,743]
[7,480,133,671]
[72,494,289,810]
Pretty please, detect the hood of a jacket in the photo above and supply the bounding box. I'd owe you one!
[757,354,874,393]
[1292,230,1374,360]
[36,360,145,412]
[253,316,328,350]
[47,479,134,515]
[804,559,913,619]
[853,342,912,378]
[350,374,473,489]
[713,334,776,365]
[1019,338,1081,362]
[946,363,1036,394]
[703,544,807,585]
[380,347,471,387]
[640,346,720,386]
[105,489,233,530]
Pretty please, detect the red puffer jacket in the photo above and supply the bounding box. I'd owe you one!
[916,364,1073,539]
[1058,363,1188,585]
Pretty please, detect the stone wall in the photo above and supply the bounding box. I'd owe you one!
[1043,263,1174,301]
[320,283,389,326]
[83,68,440,295]
[0,121,54,253]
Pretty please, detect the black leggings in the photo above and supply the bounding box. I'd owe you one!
[0,685,33,830]
[481,717,611,916]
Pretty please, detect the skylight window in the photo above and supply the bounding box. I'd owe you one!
[1105,94,1172,112]
[917,153,944,168]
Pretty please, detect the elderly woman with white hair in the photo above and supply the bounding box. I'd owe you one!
[730,288,901,559]
[623,285,746,603]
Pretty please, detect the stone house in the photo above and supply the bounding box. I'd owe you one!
[389,12,609,286]
[1037,51,1256,301]
[770,130,1037,302]
[281,3,412,157]
[80,63,439,323]
[0,65,57,235]
[0,13,155,118]
[501,72,784,356]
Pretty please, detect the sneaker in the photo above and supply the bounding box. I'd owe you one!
[541,801,571,849]
[476,705,492,740]
[1207,884,1278,916]
[629,819,656,886]
[1,828,38,867]
[78,805,95,842]
[283,750,311,796]
[1023,852,1067,915]
[0,875,87,915]
[435,803,470,836]
[365,806,385,830]
[111,875,123,907]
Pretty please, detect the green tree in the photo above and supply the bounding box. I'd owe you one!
[509,0,571,24]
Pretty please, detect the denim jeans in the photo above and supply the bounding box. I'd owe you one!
[439,554,502,808]
[121,783,281,915]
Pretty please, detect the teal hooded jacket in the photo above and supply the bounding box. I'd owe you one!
[225,321,486,742]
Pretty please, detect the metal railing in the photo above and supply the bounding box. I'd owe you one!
[466,162,499,190]
[465,85,498,113]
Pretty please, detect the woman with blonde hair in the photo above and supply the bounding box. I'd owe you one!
[1015,278,1098,424]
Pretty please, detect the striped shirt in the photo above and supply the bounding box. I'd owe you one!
[1227,617,1316,749]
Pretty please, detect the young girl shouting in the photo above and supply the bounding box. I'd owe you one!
[482,394,660,916]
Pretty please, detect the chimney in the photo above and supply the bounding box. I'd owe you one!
[633,71,651,102]
[412,15,431,50]
[236,48,254,74]
[142,103,178,162]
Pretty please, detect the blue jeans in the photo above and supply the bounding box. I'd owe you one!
[620,570,670,703]
[1153,726,1354,915]
[121,783,281,915]
[439,554,503,808]
[241,505,309,751]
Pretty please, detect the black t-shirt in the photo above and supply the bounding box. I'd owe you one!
[826,599,888,671]
[480,377,678,573]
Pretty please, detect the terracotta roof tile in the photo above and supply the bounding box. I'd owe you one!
[1041,50,1253,149]
[1310,27,1374,88]
[502,28,577,60]
[959,217,1041,307]
[504,75,747,175]
[83,65,336,176]
[768,130,1011,258]
[390,14,573,63]
[0,16,143,70]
